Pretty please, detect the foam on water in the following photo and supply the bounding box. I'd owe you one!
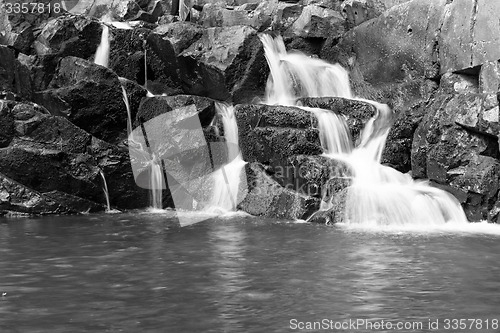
[260,35,468,226]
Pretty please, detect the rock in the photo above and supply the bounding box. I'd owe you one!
[301,0,343,11]
[199,3,271,31]
[68,0,164,22]
[179,25,268,102]
[287,5,344,38]
[238,162,320,219]
[479,61,500,95]
[35,56,147,144]
[439,72,479,95]
[412,91,500,220]
[307,188,348,224]
[0,45,33,100]
[0,100,149,213]
[342,0,412,28]
[439,0,500,74]
[32,15,102,90]
[298,97,376,143]
[109,27,182,95]
[153,21,203,54]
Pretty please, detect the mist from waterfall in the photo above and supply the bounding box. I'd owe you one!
[260,35,467,225]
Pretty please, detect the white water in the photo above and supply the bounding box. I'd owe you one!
[260,35,468,225]
[149,156,163,210]
[119,79,134,139]
[94,24,110,68]
[99,169,112,212]
[204,103,247,213]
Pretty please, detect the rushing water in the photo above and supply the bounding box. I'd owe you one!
[1,214,500,332]
[94,24,110,68]
[260,35,467,225]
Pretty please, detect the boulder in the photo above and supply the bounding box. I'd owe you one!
[153,21,203,54]
[0,100,149,213]
[109,27,182,95]
[287,5,344,38]
[33,15,102,90]
[179,25,268,102]
[238,162,320,220]
[199,3,271,31]
[0,45,33,100]
[411,92,500,220]
[35,56,147,144]
[342,0,412,28]
[439,0,500,74]
[67,0,164,23]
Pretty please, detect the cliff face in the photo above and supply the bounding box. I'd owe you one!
[0,0,499,221]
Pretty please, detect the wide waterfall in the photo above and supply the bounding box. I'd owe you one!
[260,35,467,225]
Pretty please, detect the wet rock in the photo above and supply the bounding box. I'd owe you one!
[412,92,500,220]
[439,0,500,74]
[298,97,376,142]
[307,188,348,224]
[0,45,33,100]
[33,15,102,90]
[109,27,182,95]
[153,21,203,54]
[238,162,320,220]
[199,3,271,31]
[479,61,500,95]
[342,0,412,28]
[287,5,344,38]
[179,25,268,102]
[135,94,217,128]
[35,56,147,144]
[439,72,479,95]
[68,0,163,22]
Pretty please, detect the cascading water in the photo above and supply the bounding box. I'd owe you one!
[260,35,467,225]
[94,24,110,68]
[99,169,111,211]
[149,156,164,210]
[204,103,247,212]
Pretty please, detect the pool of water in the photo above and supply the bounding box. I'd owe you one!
[1,212,500,332]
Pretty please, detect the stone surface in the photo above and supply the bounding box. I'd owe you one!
[412,92,500,220]
[179,25,268,102]
[109,27,182,96]
[439,0,500,74]
[287,5,344,38]
[342,0,412,28]
[35,57,147,144]
[153,21,203,54]
[238,162,320,220]
[0,45,33,100]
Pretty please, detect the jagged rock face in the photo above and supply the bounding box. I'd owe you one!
[238,162,320,220]
[412,92,500,220]
[35,57,147,145]
[179,25,268,103]
[68,0,164,23]
[0,100,149,215]
[0,46,33,101]
[153,22,203,54]
[109,27,182,96]
[287,5,344,39]
[342,0,412,28]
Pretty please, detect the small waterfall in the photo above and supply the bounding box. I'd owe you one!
[260,35,467,225]
[99,169,111,212]
[94,24,110,68]
[204,103,247,212]
[149,157,164,210]
[119,80,134,139]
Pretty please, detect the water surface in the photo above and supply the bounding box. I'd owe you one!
[1,212,499,332]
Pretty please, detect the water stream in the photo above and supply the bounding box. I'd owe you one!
[260,35,468,225]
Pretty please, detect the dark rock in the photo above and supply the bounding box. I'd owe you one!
[0,45,33,100]
[238,162,320,219]
[153,21,203,54]
[33,15,102,90]
[179,25,268,102]
[67,0,162,22]
[412,91,500,220]
[109,27,182,95]
[35,57,147,144]
[200,3,271,31]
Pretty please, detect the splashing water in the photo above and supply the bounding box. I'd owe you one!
[204,103,247,213]
[149,156,164,210]
[260,35,467,225]
[94,24,110,68]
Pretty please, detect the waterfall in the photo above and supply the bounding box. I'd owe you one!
[149,157,164,210]
[260,35,467,225]
[99,169,111,211]
[94,24,110,68]
[204,103,247,213]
